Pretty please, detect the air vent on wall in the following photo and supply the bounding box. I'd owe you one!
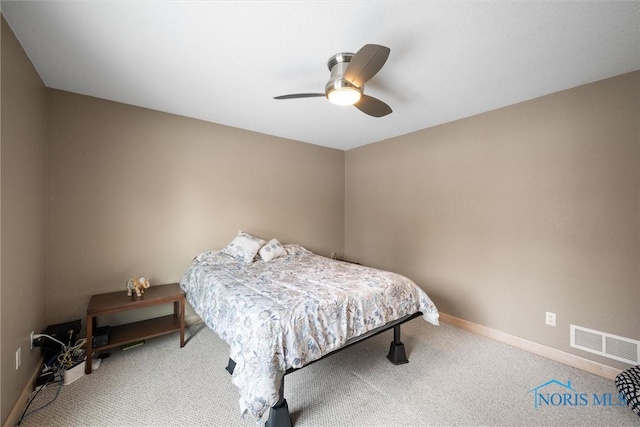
[570,324,639,365]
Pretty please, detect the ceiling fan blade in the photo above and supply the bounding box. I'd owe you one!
[344,44,390,87]
[274,93,325,100]
[354,95,392,117]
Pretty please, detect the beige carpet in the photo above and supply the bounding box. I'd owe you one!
[18,320,638,426]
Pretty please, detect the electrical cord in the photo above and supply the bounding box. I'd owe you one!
[17,332,87,424]
[33,332,87,369]
[56,338,87,369]
[32,333,66,350]
[17,364,63,425]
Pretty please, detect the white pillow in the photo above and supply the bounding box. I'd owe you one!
[259,238,287,262]
[221,231,266,263]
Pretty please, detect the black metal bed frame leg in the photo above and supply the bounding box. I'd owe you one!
[386,324,409,364]
[227,358,292,427]
[225,358,236,374]
[265,376,292,427]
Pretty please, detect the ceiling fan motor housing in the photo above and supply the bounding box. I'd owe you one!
[325,52,363,99]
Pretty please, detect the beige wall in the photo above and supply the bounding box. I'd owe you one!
[1,16,48,423]
[46,89,345,326]
[346,71,639,370]
[1,10,637,420]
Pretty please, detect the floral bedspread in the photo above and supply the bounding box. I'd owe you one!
[180,244,439,419]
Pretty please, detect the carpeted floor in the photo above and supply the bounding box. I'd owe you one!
[18,319,639,426]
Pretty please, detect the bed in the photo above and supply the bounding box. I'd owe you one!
[180,232,439,425]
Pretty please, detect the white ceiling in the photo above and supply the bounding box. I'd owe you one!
[2,1,639,150]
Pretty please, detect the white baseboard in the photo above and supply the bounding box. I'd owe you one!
[438,312,622,381]
[2,359,42,427]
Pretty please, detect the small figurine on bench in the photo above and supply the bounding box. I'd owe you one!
[126,277,150,297]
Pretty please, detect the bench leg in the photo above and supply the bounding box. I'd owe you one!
[386,324,409,365]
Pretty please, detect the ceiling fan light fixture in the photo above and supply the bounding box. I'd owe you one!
[325,79,362,106]
[327,87,361,105]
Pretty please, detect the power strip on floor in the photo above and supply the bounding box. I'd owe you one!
[63,358,101,385]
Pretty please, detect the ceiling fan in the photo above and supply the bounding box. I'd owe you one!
[274,44,392,118]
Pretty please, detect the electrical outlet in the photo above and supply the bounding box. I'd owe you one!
[30,331,35,350]
[545,311,556,326]
[16,348,21,370]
